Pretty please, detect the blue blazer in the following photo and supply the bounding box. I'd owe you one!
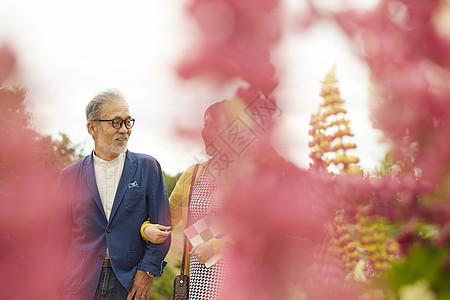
[51,151,171,300]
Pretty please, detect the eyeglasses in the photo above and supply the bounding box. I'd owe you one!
[94,117,135,129]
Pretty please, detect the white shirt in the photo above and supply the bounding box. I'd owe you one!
[93,151,126,221]
[93,151,126,259]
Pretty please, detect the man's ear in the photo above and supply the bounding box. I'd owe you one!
[87,122,96,137]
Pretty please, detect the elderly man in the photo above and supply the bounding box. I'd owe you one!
[50,89,171,300]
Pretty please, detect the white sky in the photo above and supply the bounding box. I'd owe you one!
[0,0,388,175]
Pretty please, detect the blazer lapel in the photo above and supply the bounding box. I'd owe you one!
[84,152,107,220]
[108,151,137,223]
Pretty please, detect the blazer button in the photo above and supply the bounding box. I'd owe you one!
[98,254,103,260]
[106,228,112,233]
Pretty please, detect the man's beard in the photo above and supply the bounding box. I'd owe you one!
[98,131,129,158]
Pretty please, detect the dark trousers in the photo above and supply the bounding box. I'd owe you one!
[94,267,129,300]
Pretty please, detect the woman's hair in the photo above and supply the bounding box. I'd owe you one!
[85,89,127,121]
[204,99,245,124]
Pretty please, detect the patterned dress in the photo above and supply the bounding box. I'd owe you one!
[189,165,227,300]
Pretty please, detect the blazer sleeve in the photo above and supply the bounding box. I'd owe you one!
[140,162,206,242]
[140,163,196,242]
[137,158,171,276]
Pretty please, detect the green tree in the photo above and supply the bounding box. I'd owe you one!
[163,171,182,198]
[0,86,84,175]
[51,132,85,169]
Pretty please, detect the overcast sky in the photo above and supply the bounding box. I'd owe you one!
[0,0,387,175]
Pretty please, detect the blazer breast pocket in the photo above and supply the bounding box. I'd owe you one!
[123,187,146,211]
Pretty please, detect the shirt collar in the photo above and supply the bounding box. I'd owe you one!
[93,151,126,167]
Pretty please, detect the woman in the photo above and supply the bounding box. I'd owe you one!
[141,100,240,299]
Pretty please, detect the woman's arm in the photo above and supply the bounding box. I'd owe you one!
[140,221,171,244]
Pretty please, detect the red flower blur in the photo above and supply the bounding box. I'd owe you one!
[177,0,281,104]
[178,0,450,298]
[335,0,450,187]
[0,45,64,299]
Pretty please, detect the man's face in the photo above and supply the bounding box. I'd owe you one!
[89,99,132,161]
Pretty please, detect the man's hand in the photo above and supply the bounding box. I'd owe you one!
[189,240,214,264]
[144,223,171,244]
[127,269,153,300]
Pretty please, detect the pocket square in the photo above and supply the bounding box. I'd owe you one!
[128,181,139,188]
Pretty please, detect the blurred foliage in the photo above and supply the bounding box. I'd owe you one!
[387,245,450,300]
[163,171,182,198]
[149,260,181,300]
[51,132,85,169]
[0,86,85,175]
[0,86,31,129]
